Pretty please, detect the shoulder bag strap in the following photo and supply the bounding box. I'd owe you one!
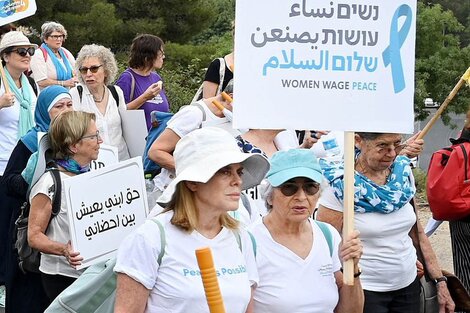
[150,218,166,265]
[314,220,333,257]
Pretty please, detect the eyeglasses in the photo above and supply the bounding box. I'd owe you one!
[278,182,320,197]
[80,130,101,143]
[11,47,35,57]
[79,64,103,75]
[375,142,407,154]
[49,34,65,40]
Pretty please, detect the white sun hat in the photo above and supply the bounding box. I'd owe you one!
[157,127,270,206]
[0,31,38,54]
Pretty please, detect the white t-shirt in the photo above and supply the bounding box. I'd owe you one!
[250,218,342,313]
[318,186,417,292]
[71,84,130,161]
[29,171,84,278]
[30,47,76,88]
[0,83,37,175]
[154,101,240,192]
[114,211,258,313]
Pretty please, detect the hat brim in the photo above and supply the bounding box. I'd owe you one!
[267,167,323,187]
[0,43,38,54]
[157,152,269,206]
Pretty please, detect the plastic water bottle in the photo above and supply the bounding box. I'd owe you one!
[321,132,341,157]
[145,174,157,210]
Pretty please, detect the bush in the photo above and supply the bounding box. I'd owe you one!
[413,167,428,200]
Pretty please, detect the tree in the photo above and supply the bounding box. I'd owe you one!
[415,2,470,124]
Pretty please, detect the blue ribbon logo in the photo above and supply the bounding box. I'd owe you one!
[382,4,412,93]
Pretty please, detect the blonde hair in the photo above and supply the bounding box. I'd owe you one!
[163,182,239,232]
[49,111,95,159]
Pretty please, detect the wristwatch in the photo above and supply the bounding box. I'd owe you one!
[354,266,362,278]
[434,276,447,285]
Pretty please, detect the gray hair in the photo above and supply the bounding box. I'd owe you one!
[41,21,67,42]
[224,79,234,94]
[75,44,118,85]
[260,178,327,212]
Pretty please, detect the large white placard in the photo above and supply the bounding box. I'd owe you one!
[234,0,416,133]
[0,0,36,26]
[119,108,148,158]
[63,157,148,269]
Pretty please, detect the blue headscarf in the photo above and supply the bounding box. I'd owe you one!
[20,85,71,152]
[41,43,73,80]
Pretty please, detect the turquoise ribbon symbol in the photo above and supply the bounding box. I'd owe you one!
[382,4,412,93]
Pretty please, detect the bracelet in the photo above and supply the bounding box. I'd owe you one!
[340,267,362,278]
[58,80,63,86]
[434,276,447,285]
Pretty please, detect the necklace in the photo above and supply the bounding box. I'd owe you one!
[93,87,106,102]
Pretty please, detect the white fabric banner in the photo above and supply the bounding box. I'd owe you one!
[234,0,416,133]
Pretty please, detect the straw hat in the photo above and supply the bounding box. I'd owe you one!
[0,31,37,54]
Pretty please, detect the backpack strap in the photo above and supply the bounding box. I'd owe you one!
[107,85,120,107]
[125,69,136,102]
[77,85,83,103]
[232,230,257,257]
[48,168,62,216]
[315,220,333,257]
[150,218,166,266]
[40,46,48,62]
[191,102,207,125]
[217,57,226,95]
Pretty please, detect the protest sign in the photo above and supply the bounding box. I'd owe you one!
[119,107,147,158]
[234,0,417,133]
[63,157,148,269]
[0,0,36,26]
[90,144,119,171]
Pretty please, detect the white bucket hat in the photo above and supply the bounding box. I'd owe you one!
[157,127,270,206]
[0,31,38,54]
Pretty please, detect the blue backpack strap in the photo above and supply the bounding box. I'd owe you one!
[150,218,166,265]
[232,230,257,258]
[315,220,333,257]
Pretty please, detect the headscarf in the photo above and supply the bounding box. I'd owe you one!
[21,85,71,152]
[320,152,416,214]
[41,43,73,80]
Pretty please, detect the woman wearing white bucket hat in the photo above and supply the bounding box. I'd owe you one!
[114,127,269,313]
[0,31,38,176]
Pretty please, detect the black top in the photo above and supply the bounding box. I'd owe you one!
[203,58,233,93]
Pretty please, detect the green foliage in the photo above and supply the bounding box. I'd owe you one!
[412,167,428,199]
[414,3,470,124]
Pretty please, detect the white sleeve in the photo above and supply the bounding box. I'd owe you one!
[30,49,48,82]
[114,219,163,290]
[29,172,54,203]
[318,185,344,212]
[166,106,204,138]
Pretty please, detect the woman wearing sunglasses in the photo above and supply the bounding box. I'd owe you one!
[28,111,102,303]
[0,31,38,177]
[115,127,269,313]
[251,149,364,313]
[70,44,130,161]
[317,132,455,313]
[0,85,73,313]
[30,21,78,90]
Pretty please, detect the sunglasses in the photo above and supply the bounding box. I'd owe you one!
[79,64,103,75]
[11,47,35,57]
[278,182,320,197]
[80,130,101,143]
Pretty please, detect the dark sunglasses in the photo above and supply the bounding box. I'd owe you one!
[79,64,103,75]
[11,47,35,57]
[279,182,320,197]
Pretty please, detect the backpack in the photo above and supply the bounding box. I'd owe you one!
[44,218,256,313]
[142,102,206,178]
[14,135,61,273]
[192,57,225,102]
[76,85,119,105]
[426,131,470,221]
[0,75,38,96]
